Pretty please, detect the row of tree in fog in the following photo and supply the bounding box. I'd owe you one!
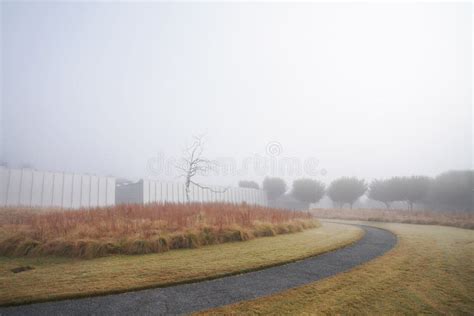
[239,170,473,212]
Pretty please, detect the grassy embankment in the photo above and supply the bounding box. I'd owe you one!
[0,203,319,258]
[0,222,362,306]
[311,208,474,229]
[200,220,474,315]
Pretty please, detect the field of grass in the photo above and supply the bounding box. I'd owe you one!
[0,222,362,306]
[200,220,474,315]
[311,208,474,229]
[0,203,317,258]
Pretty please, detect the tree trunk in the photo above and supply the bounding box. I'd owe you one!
[185,187,190,202]
[185,177,191,202]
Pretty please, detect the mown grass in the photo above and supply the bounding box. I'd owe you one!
[199,220,474,315]
[0,222,363,306]
[0,203,317,258]
[311,208,474,229]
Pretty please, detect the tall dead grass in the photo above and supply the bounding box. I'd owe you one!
[0,203,318,258]
[311,208,474,229]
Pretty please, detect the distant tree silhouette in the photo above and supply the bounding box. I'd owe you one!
[368,178,399,209]
[430,170,473,212]
[400,176,432,210]
[262,177,287,200]
[238,180,260,190]
[291,178,325,205]
[327,177,367,209]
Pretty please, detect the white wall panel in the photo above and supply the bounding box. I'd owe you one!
[106,177,115,206]
[170,183,176,202]
[200,185,207,202]
[151,181,157,202]
[0,168,116,209]
[1,168,269,209]
[89,175,99,208]
[142,180,148,204]
[30,171,43,207]
[156,182,162,202]
[171,183,177,202]
[119,178,267,206]
[176,183,181,202]
[179,184,185,203]
[0,168,10,206]
[41,172,54,207]
[194,185,199,202]
[6,169,21,206]
[192,184,198,202]
[80,175,90,207]
[19,170,33,206]
[97,177,107,207]
[62,173,73,208]
[51,173,64,207]
[71,174,82,208]
[161,182,167,202]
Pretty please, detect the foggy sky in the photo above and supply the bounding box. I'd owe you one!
[1,2,472,186]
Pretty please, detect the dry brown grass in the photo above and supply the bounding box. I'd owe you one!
[0,203,318,258]
[311,208,474,229]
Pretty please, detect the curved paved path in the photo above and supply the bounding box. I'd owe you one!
[0,223,397,315]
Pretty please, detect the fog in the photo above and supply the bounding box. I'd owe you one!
[1,2,472,186]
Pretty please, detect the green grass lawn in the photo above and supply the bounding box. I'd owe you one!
[0,222,362,306]
[199,220,474,315]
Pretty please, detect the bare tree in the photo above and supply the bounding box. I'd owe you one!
[176,135,227,202]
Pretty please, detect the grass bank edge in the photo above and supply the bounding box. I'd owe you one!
[320,217,474,232]
[311,208,474,230]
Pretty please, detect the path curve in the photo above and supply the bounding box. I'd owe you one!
[0,223,397,315]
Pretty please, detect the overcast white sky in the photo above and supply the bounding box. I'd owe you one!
[1,2,472,186]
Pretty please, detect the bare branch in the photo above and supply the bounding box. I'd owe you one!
[190,181,229,193]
